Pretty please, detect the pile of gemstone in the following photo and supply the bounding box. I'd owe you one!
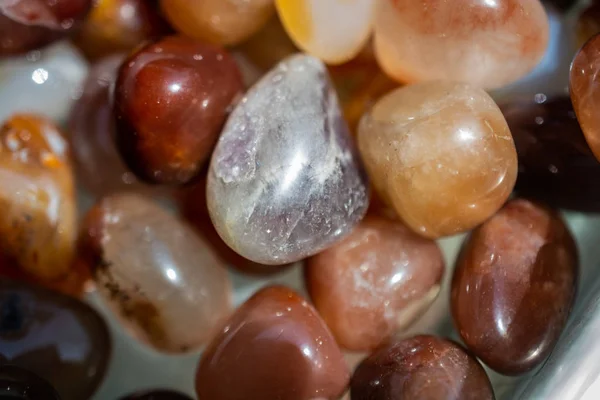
[0,0,599,399]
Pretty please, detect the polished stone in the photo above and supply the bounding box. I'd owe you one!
[451,199,578,375]
[0,279,111,400]
[79,193,232,353]
[208,54,369,265]
[351,335,495,400]
[306,214,444,352]
[358,81,517,239]
[196,286,349,400]
[374,0,549,89]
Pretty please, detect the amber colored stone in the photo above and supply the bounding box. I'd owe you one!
[577,2,600,48]
[160,0,274,46]
[120,390,192,400]
[501,96,600,212]
[0,114,76,280]
[0,279,111,399]
[451,199,578,375]
[114,36,243,185]
[0,0,93,56]
[196,286,349,400]
[358,81,517,239]
[351,335,495,400]
[79,193,232,353]
[374,0,549,89]
[73,0,170,61]
[0,365,60,400]
[179,179,288,275]
[306,215,444,352]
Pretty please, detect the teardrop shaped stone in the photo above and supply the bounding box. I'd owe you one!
[207,54,369,265]
[0,278,111,400]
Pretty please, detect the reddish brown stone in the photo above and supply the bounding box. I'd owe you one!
[451,199,578,375]
[306,214,444,352]
[196,286,349,400]
[114,35,243,185]
[351,335,495,400]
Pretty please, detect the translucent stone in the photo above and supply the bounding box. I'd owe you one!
[207,54,370,265]
[275,0,376,65]
[0,114,76,280]
[374,0,550,89]
[0,42,88,124]
[79,193,232,353]
[358,81,517,238]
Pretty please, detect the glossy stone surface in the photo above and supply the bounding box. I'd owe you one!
[207,54,369,265]
[120,390,192,400]
[0,42,88,124]
[501,96,600,212]
[351,335,495,400]
[0,114,76,280]
[451,199,578,375]
[571,34,600,164]
[0,279,111,399]
[73,0,170,60]
[306,214,444,352]
[70,54,152,197]
[275,0,375,65]
[79,193,232,353]
[0,0,92,56]
[577,2,600,47]
[196,286,349,400]
[0,365,60,400]
[160,0,274,46]
[358,81,517,239]
[114,36,243,185]
[374,0,549,89]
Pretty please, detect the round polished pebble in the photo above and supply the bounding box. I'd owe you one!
[451,199,578,375]
[571,33,600,163]
[79,193,232,353]
[119,389,192,400]
[374,0,549,89]
[0,365,60,400]
[160,0,274,46]
[306,214,444,352]
[358,81,517,239]
[0,0,93,56]
[0,279,111,399]
[208,54,369,265]
[501,96,600,212]
[69,54,152,197]
[0,114,76,280]
[73,0,170,60]
[351,335,495,400]
[275,0,375,65]
[196,286,349,400]
[114,35,243,185]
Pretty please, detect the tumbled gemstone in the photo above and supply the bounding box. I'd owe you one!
[358,81,517,239]
[351,335,495,400]
[196,286,349,400]
[0,0,93,56]
[501,96,600,212]
[207,54,369,265]
[0,279,111,399]
[374,0,549,89]
[306,214,444,352]
[0,114,76,280]
[79,193,232,353]
[571,33,600,162]
[275,0,375,64]
[160,0,274,46]
[114,36,243,185]
[451,199,578,375]
[119,389,193,400]
[0,365,60,400]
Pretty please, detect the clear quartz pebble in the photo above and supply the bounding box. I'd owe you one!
[207,53,369,265]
